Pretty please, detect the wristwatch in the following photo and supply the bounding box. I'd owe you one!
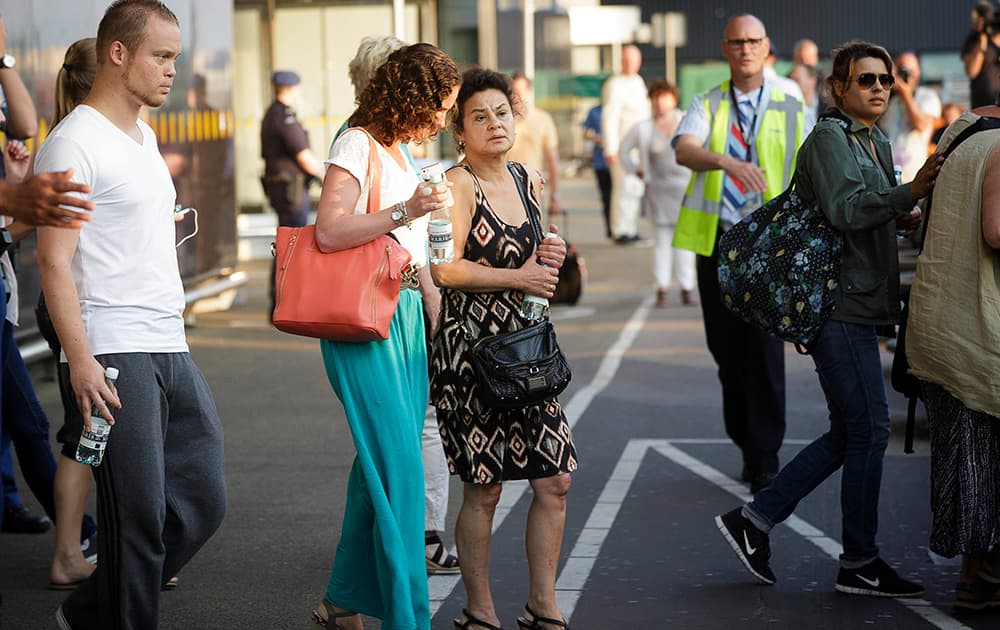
[0,54,15,69]
[0,228,12,255]
[390,202,410,228]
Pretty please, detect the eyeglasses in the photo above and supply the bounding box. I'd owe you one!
[726,37,765,50]
[853,73,895,89]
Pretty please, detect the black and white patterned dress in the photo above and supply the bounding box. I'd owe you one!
[429,163,578,485]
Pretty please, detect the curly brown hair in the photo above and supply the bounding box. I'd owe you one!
[349,43,460,146]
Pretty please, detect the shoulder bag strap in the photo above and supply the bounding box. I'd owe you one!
[346,126,382,215]
[507,161,544,243]
[917,115,1000,253]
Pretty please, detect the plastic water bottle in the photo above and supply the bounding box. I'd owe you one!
[420,163,455,264]
[519,231,559,322]
[75,367,120,467]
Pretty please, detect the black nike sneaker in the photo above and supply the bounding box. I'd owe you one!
[715,507,776,585]
[835,557,925,597]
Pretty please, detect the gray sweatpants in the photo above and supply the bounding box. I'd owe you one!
[61,352,227,630]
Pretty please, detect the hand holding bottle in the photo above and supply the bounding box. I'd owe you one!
[72,358,121,432]
[535,226,567,269]
[420,163,456,264]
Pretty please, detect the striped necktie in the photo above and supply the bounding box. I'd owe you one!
[722,99,754,215]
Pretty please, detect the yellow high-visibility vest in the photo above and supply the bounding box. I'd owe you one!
[673,80,804,256]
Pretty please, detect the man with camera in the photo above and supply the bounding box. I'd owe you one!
[963,1,1000,108]
[878,51,941,184]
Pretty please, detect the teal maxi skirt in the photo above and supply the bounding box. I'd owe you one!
[319,289,430,630]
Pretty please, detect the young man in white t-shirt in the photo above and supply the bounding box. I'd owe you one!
[36,2,226,628]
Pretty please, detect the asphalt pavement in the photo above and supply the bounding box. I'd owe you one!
[1,169,998,629]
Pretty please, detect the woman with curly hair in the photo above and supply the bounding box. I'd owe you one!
[308,43,460,630]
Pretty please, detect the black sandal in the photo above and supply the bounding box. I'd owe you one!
[516,604,569,629]
[454,608,503,630]
[426,532,461,574]
[310,601,359,628]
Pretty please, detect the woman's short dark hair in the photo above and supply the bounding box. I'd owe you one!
[826,40,893,108]
[451,67,515,138]
[349,43,460,146]
[647,80,678,101]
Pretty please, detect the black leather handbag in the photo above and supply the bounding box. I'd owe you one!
[470,319,572,408]
[467,162,572,408]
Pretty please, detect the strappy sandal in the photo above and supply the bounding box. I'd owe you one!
[310,601,359,628]
[454,608,503,630]
[426,532,461,574]
[516,604,569,629]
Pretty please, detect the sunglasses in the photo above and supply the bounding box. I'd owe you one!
[853,73,895,89]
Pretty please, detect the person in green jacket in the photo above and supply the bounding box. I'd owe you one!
[715,39,942,598]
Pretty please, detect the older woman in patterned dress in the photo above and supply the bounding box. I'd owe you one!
[429,68,575,630]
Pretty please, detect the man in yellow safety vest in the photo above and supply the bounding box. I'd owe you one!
[672,14,805,493]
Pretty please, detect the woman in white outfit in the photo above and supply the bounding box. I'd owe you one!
[620,80,697,307]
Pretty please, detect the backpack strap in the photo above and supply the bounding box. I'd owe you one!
[917,115,1000,253]
[897,115,1000,454]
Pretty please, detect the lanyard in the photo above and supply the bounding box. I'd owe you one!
[728,84,764,161]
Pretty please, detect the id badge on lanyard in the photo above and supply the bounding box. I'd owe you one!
[731,85,765,216]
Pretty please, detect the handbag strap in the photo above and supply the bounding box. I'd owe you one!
[507,161,545,244]
[345,126,382,215]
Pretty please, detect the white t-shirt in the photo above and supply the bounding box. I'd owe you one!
[34,105,187,357]
[325,129,428,268]
[601,74,650,157]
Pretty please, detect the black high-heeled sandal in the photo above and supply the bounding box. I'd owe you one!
[516,604,569,629]
[454,608,504,630]
[310,601,359,628]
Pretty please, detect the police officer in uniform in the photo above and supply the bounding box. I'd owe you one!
[260,70,322,228]
[261,71,323,318]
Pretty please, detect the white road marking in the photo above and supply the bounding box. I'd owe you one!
[429,295,656,617]
[553,438,970,630]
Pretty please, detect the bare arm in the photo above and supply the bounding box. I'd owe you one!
[543,143,561,215]
[964,32,988,79]
[294,148,323,178]
[417,264,441,337]
[0,23,36,138]
[37,226,120,429]
[982,139,1000,249]
[892,80,935,133]
[618,124,643,177]
[429,168,559,296]
[674,134,767,193]
[313,162,445,253]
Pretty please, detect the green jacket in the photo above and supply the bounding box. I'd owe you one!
[793,109,915,325]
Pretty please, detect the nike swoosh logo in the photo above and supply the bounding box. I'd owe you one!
[743,531,757,555]
[857,575,880,587]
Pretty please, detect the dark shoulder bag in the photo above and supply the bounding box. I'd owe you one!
[717,111,854,353]
[467,162,572,409]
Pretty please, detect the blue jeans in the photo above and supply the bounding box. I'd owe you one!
[0,316,58,529]
[0,285,96,540]
[745,320,890,562]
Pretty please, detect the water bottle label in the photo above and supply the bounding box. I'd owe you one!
[428,219,453,244]
[78,435,106,451]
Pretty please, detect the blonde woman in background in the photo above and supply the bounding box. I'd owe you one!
[27,38,103,591]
